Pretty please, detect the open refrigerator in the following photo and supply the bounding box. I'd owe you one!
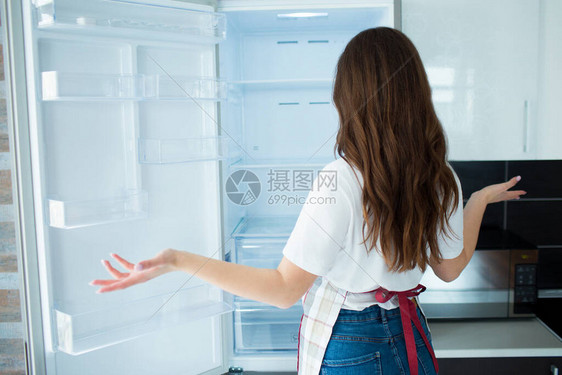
[17,0,395,373]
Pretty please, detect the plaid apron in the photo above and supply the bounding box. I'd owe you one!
[297,278,438,375]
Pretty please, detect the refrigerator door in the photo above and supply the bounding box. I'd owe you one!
[20,0,231,374]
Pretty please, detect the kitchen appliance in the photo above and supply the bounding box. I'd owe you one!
[418,228,539,319]
[535,248,562,339]
[12,0,395,373]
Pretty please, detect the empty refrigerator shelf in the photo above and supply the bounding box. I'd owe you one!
[41,71,227,101]
[138,137,237,164]
[48,190,148,229]
[234,301,303,352]
[229,157,335,170]
[55,284,232,355]
[232,216,298,238]
[229,78,333,91]
[34,0,226,43]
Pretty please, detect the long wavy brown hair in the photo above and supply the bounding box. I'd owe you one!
[333,27,461,273]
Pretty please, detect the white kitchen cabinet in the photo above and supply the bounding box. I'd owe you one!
[402,0,541,160]
[536,0,562,159]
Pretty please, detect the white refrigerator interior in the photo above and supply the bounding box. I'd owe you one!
[21,0,394,373]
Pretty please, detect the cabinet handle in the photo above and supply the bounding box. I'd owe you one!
[523,100,531,152]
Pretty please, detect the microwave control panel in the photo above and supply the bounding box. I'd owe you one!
[510,249,539,316]
[514,264,537,304]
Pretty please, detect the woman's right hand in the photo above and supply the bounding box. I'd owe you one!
[475,176,527,204]
[89,249,178,293]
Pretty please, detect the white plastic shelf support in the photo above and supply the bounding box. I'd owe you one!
[48,190,148,229]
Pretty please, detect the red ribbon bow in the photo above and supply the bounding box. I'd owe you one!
[374,284,439,375]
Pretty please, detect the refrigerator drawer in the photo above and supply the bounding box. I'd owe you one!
[233,217,299,266]
[234,301,303,352]
[234,237,286,268]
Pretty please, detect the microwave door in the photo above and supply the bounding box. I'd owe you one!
[419,250,511,319]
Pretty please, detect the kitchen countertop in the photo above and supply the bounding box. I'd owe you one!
[476,226,536,250]
[430,317,562,358]
[228,318,562,374]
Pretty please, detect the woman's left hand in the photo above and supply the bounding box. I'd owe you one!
[90,249,178,293]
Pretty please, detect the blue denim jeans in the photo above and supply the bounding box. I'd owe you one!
[320,303,438,375]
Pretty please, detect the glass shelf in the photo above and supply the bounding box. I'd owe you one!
[233,301,303,352]
[229,78,333,91]
[138,136,237,164]
[34,0,226,43]
[41,71,227,101]
[232,216,298,238]
[229,157,334,170]
[55,284,232,355]
[48,190,148,229]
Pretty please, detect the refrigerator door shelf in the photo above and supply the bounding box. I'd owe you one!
[55,283,233,355]
[41,71,227,101]
[48,190,148,229]
[234,301,303,353]
[138,136,239,164]
[158,75,228,101]
[34,0,226,43]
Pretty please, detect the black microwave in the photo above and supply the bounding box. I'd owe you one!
[535,248,562,337]
[418,228,538,319]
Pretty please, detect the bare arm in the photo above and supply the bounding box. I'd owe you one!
[168,252,317,309]
[430,175,526,282]
[429,192,487,282]
[91,251,318,310]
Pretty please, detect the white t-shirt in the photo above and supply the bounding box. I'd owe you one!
[282,158,464,311]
